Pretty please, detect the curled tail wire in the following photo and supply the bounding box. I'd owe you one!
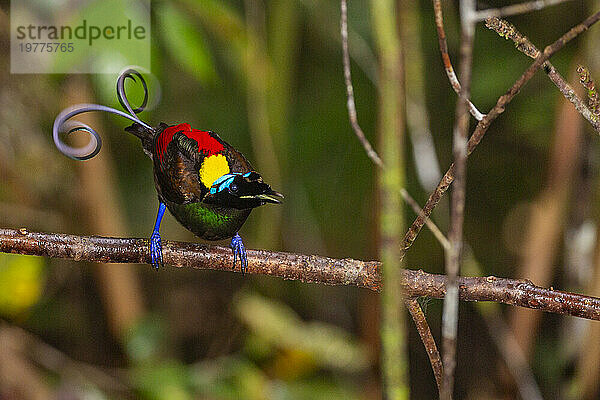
[53,68,155,160]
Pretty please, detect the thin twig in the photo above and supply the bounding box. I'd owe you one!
[485,17,600,132]
[340,0,383,167]
[405,186,543,398]
[404,298,443,394]
[404,190,543,400]
[432,0,485,121]
[440,1,475,398]
[400,188,450,249]
[474,0,574,21]
[402,10,600,257]
[3,228,600,320]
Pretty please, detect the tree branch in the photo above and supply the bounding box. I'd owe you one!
[401,10,600,256]
[2,228,600,321]
[340,0,383,167]
[485,17,600,133]
[440,1,475,397]
[432,0,485,121]
[405,298,443,393]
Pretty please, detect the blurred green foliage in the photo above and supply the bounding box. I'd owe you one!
[123,297,366,399]
[0,254,45,317]
[0,0,598,398]
[157,3,217,84]
[236,293,369,373]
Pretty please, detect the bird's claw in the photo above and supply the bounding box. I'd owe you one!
[150,230,163,270]
[230,233,247,274]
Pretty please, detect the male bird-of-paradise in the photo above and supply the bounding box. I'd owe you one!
[53,69,282,272]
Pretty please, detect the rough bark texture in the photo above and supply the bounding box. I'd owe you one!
[2,228,600,321]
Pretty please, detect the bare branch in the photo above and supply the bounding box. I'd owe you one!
[405,298,443,395]
[432,0,485,121]
[405,190,542,399]
[400,188,450,250]
[2,228,600,320]
[340,0,383,167]
[400,188,445,398]
[402,10,600,256]
[474,0,574,21]
[440,1,475,398]
[485,17,600,132]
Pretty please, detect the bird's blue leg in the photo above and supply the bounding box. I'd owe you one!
[150,202,166,270]
[230,232,247,274]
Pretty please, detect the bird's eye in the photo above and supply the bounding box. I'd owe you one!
[229,183,238,193]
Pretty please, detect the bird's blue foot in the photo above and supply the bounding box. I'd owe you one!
[150,202,166,270]
[230,232,247,274]
[150,230,163,270]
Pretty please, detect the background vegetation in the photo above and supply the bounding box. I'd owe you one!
[0,0,599,398]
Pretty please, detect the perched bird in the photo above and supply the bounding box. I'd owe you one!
[53,69,282,272]
[126,122,282,271]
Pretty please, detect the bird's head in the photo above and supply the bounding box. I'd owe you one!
[204,171,283,209]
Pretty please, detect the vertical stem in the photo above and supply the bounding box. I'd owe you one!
[371,0,408,398]
[441,1,475,399]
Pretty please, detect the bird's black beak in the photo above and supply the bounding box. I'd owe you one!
[240,191,284,204]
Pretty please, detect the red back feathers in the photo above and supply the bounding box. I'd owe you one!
[154,123,224,163]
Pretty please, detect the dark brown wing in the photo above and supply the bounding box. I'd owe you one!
[151,123,253,205]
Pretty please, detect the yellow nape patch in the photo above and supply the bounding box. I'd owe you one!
[199,154,230,188]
